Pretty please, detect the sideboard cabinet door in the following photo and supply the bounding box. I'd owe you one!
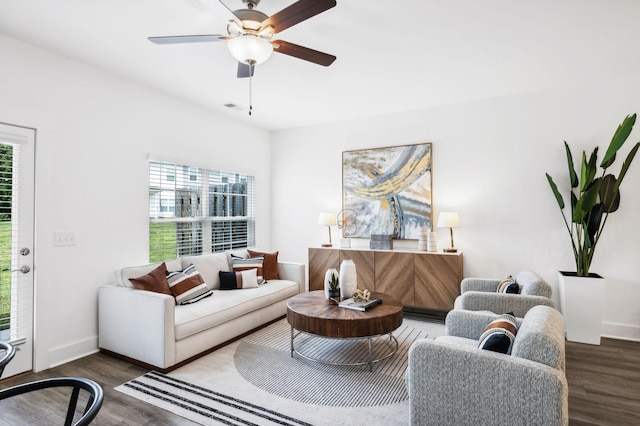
[414,252,463,310]
[308,248,339,291]
[374,251,415,306]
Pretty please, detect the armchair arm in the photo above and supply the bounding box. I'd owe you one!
[460,278,500,293]
[407,339,568,426]
[277,261,306,293]
[98,285,176,369]
[456,291,555,317]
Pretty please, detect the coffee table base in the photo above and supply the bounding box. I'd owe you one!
[290,326,399,372]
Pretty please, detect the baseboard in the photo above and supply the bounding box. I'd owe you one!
[601,321,640,342]
[47,336,100,369]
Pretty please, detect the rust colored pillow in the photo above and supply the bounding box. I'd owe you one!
[129,262,172,295]
[248,250,279,280]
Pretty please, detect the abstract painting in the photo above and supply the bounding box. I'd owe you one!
[342,143,432,239]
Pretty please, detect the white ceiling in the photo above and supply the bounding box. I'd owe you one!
[1,0,639,131]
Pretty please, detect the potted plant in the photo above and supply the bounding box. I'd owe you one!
[546,113,639,344]
[324,268,340,304]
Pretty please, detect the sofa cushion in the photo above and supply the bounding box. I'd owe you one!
[117,258,182,288]
[173,279,299,340]
[248,250,280,280]
[129,262,172,295]
[167,264,213,305]
[180,253,229,290]
[478,313,518,354]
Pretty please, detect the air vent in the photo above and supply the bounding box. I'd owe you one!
[224,103,243,111]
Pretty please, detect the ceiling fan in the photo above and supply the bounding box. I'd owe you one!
[149,0,337,78]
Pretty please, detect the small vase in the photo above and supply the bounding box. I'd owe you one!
[339,259,357,300]
[324,268,339,299]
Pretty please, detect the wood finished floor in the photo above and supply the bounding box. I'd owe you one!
[0,336,638,425]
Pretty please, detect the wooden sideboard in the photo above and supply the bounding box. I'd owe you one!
[308,247,463,313]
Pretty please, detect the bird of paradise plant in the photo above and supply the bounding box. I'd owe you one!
[545,114,639,277]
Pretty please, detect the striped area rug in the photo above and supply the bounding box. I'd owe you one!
[235,320,431,407]
[116,318,444,426]
[121,371,312,426]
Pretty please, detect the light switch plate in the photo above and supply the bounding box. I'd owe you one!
[54,231,77,246]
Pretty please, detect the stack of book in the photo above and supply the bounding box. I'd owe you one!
[338,297,382,311]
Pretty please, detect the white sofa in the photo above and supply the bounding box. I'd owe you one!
[98,250,305,371]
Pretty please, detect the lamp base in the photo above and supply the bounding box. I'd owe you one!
[443,248,458,253]
[321,243,333,248]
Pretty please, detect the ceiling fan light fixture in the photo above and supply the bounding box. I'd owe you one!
[227,35,273,64]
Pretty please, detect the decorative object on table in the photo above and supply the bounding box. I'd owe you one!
[370,234,393,250]
[437,212,460,253]
[324,268,340,304]
[336,209,358,236]
[339,259,358,300]
[418,227,428,251]
[427,231,438,252]
[545,113,639,345]
[339,296,382,311]
[318,212,337,247]
[342,143,432,240]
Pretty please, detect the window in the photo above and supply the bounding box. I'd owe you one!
[149,160,255,262]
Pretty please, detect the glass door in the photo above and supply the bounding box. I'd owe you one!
[0,123,35,378]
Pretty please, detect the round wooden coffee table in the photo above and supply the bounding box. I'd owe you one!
[286,290,403,371]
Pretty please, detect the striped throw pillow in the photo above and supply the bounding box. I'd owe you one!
[497,276,520,294]
[166,264,213,305]
[478,313,518,354]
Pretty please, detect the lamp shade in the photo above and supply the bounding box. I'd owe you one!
[227,35,273,65]
[437,212,460,228]
[318,212,337,226]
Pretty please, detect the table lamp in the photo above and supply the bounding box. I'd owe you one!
[437,212,460,253]
[318,212,337,247]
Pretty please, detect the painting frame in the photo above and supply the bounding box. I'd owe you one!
[342,142,433,240]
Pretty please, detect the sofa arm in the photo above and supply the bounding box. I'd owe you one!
[98,285,176,369]
[277,261,305,293]
[456,291,555,317]
[407,339,568,426]
[460,278,500,293]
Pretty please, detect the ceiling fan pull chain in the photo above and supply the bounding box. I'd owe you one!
[249,63,253,116]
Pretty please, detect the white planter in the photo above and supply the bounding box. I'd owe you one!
[323,268,339,299]
[558,271,605,345]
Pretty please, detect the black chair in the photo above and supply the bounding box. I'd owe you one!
[0,341,16,377]
[0,377,104,426]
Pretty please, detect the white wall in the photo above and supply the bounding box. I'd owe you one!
[0,35,272,371]
[271,78,640,341]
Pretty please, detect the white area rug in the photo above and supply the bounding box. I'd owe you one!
[116,317,444,425]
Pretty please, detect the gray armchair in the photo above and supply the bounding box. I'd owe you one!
[454,270,554,317]
[407,306,568,426]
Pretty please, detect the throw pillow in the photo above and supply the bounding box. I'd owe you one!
[478,313,518,354]
[219,269,260,290]
[248,250,280,280]
[129,262,172,295]
[231,254,264,277]
[166,264,213,305]
[497,276,520,294]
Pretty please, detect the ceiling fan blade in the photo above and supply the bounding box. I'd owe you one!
[148,35,229,45]
[237,62,255,78]
[260,0,336,34]
[199,0,243,28]
[272,40,336,66]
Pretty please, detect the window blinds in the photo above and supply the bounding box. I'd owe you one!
[149,160,255,262]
